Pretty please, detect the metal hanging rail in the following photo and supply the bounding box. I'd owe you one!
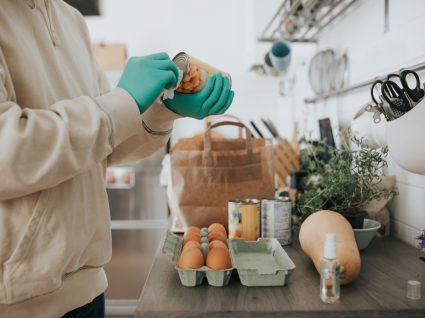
[259,0,288,41]
[309,0,357,40]
[304,61,425,104]
[298,0,343,41]
[258,0,359,43]
[270,0,303,39]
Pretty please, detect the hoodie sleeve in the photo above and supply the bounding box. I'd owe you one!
[0,47,141,200]
[92,62,181,166]
[107,101,181,165]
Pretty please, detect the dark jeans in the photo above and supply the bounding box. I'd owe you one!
[62,293,105,318]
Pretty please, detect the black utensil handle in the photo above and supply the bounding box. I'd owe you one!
[267,118,281,138]
[371,80,384,105]
[385,74,402,98]
[249,121,263,138]
[261,118,277,138]
[382,80,411,112]
[401,69,423,102]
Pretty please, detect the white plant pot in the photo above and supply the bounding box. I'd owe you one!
[371,116,387,148]
[351,111,379,149]
[386,98,425,174]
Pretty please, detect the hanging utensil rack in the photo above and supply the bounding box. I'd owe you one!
[304,60,425,104]
[258,0,358,43]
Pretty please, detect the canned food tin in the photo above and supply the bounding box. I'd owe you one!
[173,52,232,94]
[228,199,260,241]
[261,197,292,245]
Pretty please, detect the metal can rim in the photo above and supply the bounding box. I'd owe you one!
[172,52,189,76]
[262,197,291,203]
[229,199,260,204]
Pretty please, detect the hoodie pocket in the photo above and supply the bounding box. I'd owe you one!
[3,188,52,303]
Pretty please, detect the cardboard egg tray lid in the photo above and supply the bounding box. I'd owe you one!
[162,230,184,264]
[228,238,296,286]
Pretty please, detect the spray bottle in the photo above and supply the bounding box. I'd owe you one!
[320,233,340,303]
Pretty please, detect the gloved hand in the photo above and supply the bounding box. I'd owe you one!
[117,53,179,113]
[163,73,234,119]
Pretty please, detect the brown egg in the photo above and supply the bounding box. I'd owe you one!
[183,232,201,246]
[208,231,228,246]
[178,247,204,269]
[208,240,228,250]
[184,227,200,238]
[182,240,201,251]
[186,226,201,234]
[206,247,232,270]
[208,223,227,235]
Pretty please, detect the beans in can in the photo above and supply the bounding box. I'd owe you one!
[173,52,232,94]
[228,199,260,241]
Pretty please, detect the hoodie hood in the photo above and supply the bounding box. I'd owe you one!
[23,0,60,46]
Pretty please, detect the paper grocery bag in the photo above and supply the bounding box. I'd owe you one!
[169,121,275,228]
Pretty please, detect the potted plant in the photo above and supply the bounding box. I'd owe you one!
[296,134,397,229]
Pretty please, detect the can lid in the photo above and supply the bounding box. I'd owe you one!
[263,197,291,202]
[407,280,422,300]
[172,52,189,76]
[229,199,260,204]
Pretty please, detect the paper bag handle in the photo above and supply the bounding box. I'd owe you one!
[203,121,253,153]
[205,114,243,139]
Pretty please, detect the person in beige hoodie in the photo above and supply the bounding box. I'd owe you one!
[0,1,234,317]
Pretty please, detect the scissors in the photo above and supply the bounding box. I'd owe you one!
[353,102,384,123]
[370,80,392,121]
[381,70,424,111]
[392,70,424,103]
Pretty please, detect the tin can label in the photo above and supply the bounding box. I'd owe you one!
[173,52,231,94]
[261,199,292,245]
[228,200,260,240]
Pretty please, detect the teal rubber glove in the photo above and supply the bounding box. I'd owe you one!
[163,73,234,119]
[117,53,179,113]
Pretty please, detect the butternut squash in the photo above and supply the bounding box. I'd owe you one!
[299,210,361,285]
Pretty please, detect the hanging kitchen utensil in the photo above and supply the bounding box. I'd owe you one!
[261,118,278,138]
[370,80,393,121]
[250,121,264,138]
[399,69,425,103]
[266,118,281,139]
[381,80,411,113]
[334,53,349,90]
[353,103,384,124]
[308,51,323,95]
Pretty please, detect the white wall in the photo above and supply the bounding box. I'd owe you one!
[85,0,295,142]
[294,0,425,246]
[83,0,424,246]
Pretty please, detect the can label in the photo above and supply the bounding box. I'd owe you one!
[173,52,232,94]
[228,200,260,241]
[261,198,292,245]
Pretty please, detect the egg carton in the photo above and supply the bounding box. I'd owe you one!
[162,230,234,287]
[228,238,296,286]
[162,231,296,287]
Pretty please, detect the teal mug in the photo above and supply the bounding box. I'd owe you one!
[264,52,279,76]
[270,39,291,72]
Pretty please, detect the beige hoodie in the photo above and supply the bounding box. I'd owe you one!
[0,0,179,317]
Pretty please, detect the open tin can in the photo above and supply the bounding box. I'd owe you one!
[228,199,260,241]
[261,197,292,245]
[173,52,232,93]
